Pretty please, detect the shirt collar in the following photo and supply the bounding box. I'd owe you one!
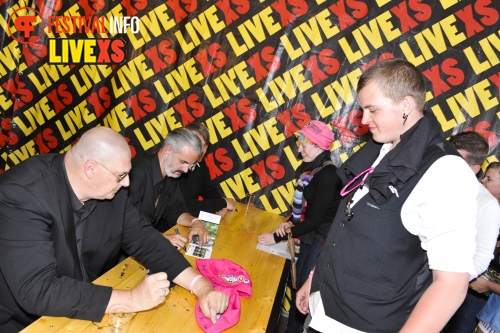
[152,154,165,187]
[61,156,96,213]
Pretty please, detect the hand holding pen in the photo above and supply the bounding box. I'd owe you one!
[175,228,187,251]
[163,230,187,251]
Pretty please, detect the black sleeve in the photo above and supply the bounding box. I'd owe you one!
[121,198,191,278]
[156,180,188,232]
[180,162,227,216]
[0,184,112,322]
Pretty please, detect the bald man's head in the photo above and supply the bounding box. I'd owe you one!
[66,127,132,202]
[72,127,131,164]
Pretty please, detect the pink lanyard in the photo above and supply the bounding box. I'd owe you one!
[340,167,375,197]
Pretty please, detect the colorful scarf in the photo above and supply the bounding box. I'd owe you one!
[291,171,313,224]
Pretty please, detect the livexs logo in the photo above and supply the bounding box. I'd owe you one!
[48,38,126,64]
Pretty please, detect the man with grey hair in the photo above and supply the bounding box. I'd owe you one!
[178,122,237,217]
[0,127,228,332]
[128,127,210,250]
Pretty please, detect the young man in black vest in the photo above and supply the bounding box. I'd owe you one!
[296,59,478,332]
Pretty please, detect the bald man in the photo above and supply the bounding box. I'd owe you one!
[0,127,228,333]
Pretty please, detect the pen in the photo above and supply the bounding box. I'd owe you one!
[175,228,187,251]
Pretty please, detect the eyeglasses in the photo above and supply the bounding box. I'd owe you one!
[340,167,374,196]
[95,161,128,183]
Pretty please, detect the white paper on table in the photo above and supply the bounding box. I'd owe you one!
[256,241,291,259]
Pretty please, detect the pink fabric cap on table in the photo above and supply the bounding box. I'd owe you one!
[196,259,252,298]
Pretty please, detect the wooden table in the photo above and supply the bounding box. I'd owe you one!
[21,202,288,333]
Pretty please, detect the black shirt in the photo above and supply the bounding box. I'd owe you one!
[177,160,227,216]
[128,153,187,232]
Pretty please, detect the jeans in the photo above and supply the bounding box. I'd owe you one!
[443,289,488,333]
[478,293,500,332]
[286,235,324,333]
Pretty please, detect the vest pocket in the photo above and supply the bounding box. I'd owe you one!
[340,270,396,301]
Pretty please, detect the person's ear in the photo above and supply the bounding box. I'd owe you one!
[401,96,416,125]
[164,144,172,155]
[83,160,96,179]
[471,164,481,175]
[402,96,415,113]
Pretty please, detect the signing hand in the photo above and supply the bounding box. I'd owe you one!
[164,234,187,251]
[197,286,230,324]
[129,272,170,312]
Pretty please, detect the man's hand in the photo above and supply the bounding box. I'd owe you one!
[190,220,211,246]
[197,285,230,324]
[128,272,170,312]
[215,208,229,218]
[164,234,187,251]
[296,275,312,314]
[216,198,237,217]
[224,198,237,212]
[173,268,229,324]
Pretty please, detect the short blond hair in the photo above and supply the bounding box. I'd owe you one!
[357,58,426,111]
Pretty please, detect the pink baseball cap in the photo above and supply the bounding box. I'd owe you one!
[196,259,252,298]
[298,120,334,150]
[195,287,240,333]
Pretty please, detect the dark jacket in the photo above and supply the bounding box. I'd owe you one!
[177,160,227,216]
[0,154,190,332]
[128,153,188,232]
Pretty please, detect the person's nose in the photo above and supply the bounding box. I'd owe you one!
[361,110,370,125]
[120,174,130,187]
[182,165,190,173]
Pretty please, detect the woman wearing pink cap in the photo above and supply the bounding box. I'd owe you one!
[258,120,343,333]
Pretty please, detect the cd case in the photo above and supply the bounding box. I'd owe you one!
[185,211,221,259]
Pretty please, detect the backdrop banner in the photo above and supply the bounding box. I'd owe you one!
[1,0,499,215]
